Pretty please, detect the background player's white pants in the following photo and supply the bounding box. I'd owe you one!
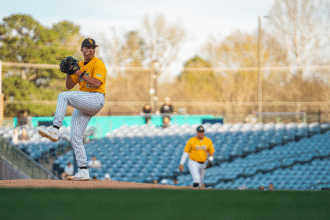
[187,159,206,185]
[53,91,104,167]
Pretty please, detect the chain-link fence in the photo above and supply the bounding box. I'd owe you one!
[3,60,330,125]
[6,101,330,125]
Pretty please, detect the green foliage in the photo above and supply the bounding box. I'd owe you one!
[2,76,66,117]
[0,14,83,116]
[124,31,146,65]
[179,56,222,101]
[0,14,81,63]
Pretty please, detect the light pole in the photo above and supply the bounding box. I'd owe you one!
[152,60,160,113]
[257,15,270,123]
[149,88,155,112]
[149,64,155,113]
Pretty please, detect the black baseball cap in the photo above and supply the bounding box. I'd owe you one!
[196,125,205,133]
[81,38,98,48]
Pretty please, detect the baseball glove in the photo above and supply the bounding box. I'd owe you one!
[59,56,80,75]
[205,160,214,169]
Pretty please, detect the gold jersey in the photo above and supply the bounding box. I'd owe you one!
[71,57,107,94]
[184,136,215,162]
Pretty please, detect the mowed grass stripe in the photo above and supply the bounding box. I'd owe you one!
[0,188,329,220]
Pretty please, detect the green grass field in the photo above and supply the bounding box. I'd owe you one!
[0,188,329,220]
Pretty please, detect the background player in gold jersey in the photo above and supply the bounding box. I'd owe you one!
[179,125,215,188]
[38,38,106,181]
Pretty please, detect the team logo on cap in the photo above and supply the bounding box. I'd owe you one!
[197,125,205,132]
[89,39,93,44]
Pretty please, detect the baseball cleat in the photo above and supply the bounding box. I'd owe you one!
[37,127,59,142]
[66,169,90,181]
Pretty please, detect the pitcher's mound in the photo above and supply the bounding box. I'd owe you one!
[0,179,193,189]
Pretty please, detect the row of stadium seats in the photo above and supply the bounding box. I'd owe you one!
[212,157,330,191]
[0,126,71,143]
[2,122,325,163]
[196,131,330,190]
[16,141,68,162]
[107,122,324,138]
[0,126,70,162]
[52,122,329,187]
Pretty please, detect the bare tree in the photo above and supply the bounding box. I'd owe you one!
[174,56,221,102]
[142,14,186,74]
[266,0,330,79]
[100,14,186,114]
[202,31,263,103]
[200,31,259,116]
[104,29,149,103]
[201,29,292,116]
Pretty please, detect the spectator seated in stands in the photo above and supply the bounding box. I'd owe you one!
[162,117,170,128]
[141,103,152,124]
[17,110,30,127]
[12,129,19,145]
[61,162,74,180]
[160,97,174,127]
[88,156,101,169]
[18,128,29,142]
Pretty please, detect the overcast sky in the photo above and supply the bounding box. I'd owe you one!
[1,0,275,75]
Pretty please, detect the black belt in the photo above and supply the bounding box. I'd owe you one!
[197,161,205,164]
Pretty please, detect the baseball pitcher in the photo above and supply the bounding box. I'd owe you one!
[179,125,215,188]
[38,38,107,181]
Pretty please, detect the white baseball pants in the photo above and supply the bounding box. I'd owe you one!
[187,159,206,186]
[53,91,104,167]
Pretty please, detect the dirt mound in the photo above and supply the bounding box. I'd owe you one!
[0,179,192,189]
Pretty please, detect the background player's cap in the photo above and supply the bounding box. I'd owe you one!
[81,38,98,48]
[196,125,205,132]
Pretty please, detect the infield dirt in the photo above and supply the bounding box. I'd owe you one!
[0,179,194,189]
